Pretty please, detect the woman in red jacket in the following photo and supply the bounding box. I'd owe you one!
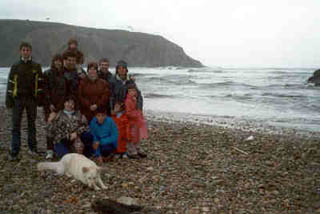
[78,62,110,122]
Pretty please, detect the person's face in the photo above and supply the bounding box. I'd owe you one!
[20,46,31,59]
[128,88,137,97]
[114,103,124,113]
[54,59,62,70]
[64,100,75,112]
[69,43,77,50]
[117,66,127,78]
[88,67,98,80]
[96,113,107,124]
[65,57,76,70]
[100,62,109,72]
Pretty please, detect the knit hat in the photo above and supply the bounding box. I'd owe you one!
[117,60,128,69]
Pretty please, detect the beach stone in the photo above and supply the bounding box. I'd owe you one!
[245,135,254,141]
[117,196,139,206]
[147,166,154,171]
[82,202,91,209]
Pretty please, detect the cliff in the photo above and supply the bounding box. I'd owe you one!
[0,19,203,67]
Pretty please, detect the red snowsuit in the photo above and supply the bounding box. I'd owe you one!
[125,94,148,143]
[112,112,130,153]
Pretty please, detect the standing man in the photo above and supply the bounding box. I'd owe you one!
[98,58,113,83]
[5,42,43,160]
[63,38,86,79]
[98,58,115,113]
[63,51,79,100]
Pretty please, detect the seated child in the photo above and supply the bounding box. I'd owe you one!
[111,102,130,158]
[125,83,148,159]
[90,106,118,163]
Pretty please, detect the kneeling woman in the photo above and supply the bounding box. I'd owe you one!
[47,96,93,158]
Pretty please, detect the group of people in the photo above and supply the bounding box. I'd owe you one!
[5,39,148,163]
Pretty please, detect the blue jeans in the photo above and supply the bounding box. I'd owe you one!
[54,131,93,158]
[10,97,37,156]
[95,143,117,157]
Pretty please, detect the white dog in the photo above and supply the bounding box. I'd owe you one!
[37,153,107,190]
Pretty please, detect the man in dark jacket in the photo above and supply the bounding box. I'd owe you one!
[98,58,115,113]
[5,42,43,160]
[98,58,114,83]
[62,38,86,79]
[63,51,79,102]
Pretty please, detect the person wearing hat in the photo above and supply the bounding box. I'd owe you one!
[112,60,143,114]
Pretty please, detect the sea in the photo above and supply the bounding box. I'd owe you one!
[0,66,319,133]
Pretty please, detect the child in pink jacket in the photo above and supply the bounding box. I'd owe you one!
[124,84,148,159]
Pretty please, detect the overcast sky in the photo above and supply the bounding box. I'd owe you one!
[1,0,320,68]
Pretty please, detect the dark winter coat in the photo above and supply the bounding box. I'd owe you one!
[98,70,115,109]
[5,58,43,108]
[112,74,143,110]
[63,67,79,99]
[43,68,68,112]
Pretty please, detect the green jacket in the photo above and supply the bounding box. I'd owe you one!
[5,58,44,108]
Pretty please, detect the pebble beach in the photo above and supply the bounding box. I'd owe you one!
[0,106,320,213]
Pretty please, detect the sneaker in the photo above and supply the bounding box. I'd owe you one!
[96,156,103,164]
[46,150,54,159]
[28,150,39,156]
[114,154,121,159]
[103,154,114,162]
[121,153,128,159]
[8,153,19,161]
[127,154,139,159]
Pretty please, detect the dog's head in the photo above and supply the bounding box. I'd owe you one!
[82,166,100,187]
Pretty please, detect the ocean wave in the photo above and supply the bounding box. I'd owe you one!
[130,73,151,77]
[284,83,308,88]
[261,92,304,98]
[187,68,223,73]
[144,93,176,98]
[145,76,197,85]
[199,81,257,89]
[0,77,7,83]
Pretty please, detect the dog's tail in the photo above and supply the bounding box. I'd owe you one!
[37,161,65,175]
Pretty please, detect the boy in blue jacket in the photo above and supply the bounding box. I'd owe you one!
[89,107,118,164]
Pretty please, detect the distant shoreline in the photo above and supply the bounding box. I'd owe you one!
[144,110,320,139]
[1,106,319,140]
